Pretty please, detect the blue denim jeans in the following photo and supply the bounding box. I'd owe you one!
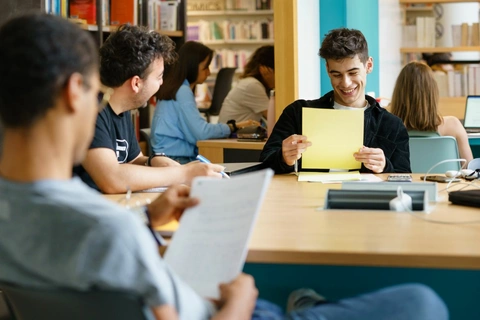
[251,284,448,320]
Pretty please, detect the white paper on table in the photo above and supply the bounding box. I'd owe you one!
[135,186,168,193]
[164,169,274,299]
[298,171,362,183]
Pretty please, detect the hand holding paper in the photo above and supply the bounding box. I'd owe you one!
[353,146,386,173]
[282,134,312,166]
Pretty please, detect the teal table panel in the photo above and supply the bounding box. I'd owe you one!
[469,137,480,158]
[244,263,480,320]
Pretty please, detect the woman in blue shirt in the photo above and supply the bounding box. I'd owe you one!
[151,41,256,164]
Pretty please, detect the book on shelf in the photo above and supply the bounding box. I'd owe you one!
[69,0,96,24]
[111,0,138,26]
[148,0,180,31]
[415,16,435,48]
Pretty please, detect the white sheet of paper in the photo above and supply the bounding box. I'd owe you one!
[298,172,362,183]
[164,169,274,299]
[135,186,168,193]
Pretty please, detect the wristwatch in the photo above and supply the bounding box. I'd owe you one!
[227,119,238,133]
[146,152,167,166]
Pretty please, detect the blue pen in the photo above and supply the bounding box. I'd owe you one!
[196,155,230,179]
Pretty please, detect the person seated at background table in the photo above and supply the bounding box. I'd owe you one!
[218,45,275,123]
[151,41,258,164]
[0,14,449,320]
[261,28,411,174]
[73,25,223,193]
[389,61,473,164]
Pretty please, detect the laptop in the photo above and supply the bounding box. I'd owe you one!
[463,95,480,133]
[220,162,266,176]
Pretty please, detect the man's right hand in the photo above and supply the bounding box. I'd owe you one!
[282,134,312,166]
[183,161,224,184]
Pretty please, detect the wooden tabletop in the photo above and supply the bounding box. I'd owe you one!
[197,139,266,150]
[105,174,480,270]
[248,174,480,269]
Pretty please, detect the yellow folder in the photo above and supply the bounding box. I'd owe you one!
[301,108,364,170]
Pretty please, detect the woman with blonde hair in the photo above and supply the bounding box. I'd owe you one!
[390,61,473,163]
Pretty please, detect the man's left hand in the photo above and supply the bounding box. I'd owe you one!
[354,146,386,173]
[146,185,198,228]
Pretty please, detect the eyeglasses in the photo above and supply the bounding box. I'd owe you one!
[97,85,114,112]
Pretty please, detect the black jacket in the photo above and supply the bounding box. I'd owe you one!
[260,91,411,174]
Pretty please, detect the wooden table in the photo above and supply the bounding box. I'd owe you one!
[247,174,480,269]
[197,139,266,163]
[106,174,480,270]
[105,174,480,318]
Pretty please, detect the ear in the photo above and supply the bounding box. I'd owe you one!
[65,73,85,113]
[366,57,374,73]
[129,75,142,94]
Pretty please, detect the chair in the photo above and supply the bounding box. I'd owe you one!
[139,128,152,157]
[409,136,461,173]
[0,281,150,320]
[198,67,237,122]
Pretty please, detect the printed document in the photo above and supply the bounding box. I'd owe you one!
[164,169,274,299]
[302,108,363,170]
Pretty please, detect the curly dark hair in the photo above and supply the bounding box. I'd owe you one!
[99,24,177,88]
[156,41,213,101]
[0,13,98,128]
[319,28,369,63]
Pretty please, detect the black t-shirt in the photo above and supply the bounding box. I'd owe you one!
[73,104,141,191]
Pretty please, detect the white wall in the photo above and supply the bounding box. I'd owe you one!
[378,0,402,99]
[296,0,321,100]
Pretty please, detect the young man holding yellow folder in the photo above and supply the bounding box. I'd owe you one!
[261,28,411,174]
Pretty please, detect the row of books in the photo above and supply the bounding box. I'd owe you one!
[210,49,253,72]
[452,23,480,47]
[47,0,180,30]
[433,65,480,97]
[187,19,273,42]
[403,17,480,48]
[187,0,272,11]
[225,0,273,11]
[402,17,436,48]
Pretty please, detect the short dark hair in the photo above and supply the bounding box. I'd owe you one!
[99,24,177,88]
[0,13,98,128]
[156,41,213,100]
[319,28,369,63]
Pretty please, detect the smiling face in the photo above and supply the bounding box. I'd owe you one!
[133,57,164,107]
[326,54,373,108]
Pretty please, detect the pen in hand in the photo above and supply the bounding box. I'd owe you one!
[196,155,230,179]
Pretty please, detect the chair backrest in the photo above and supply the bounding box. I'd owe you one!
[0,282,150,320]
[209,67,237,116]
[139,128,152,157]
[409,136,461,173]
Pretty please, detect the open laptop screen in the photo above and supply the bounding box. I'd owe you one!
[463,95,480,129]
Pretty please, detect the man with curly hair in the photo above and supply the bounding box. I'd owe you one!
[74,25,225,193]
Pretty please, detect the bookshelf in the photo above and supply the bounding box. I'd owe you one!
[43,1,187,47]
[186,0,274,74]
[400,0,480,117]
